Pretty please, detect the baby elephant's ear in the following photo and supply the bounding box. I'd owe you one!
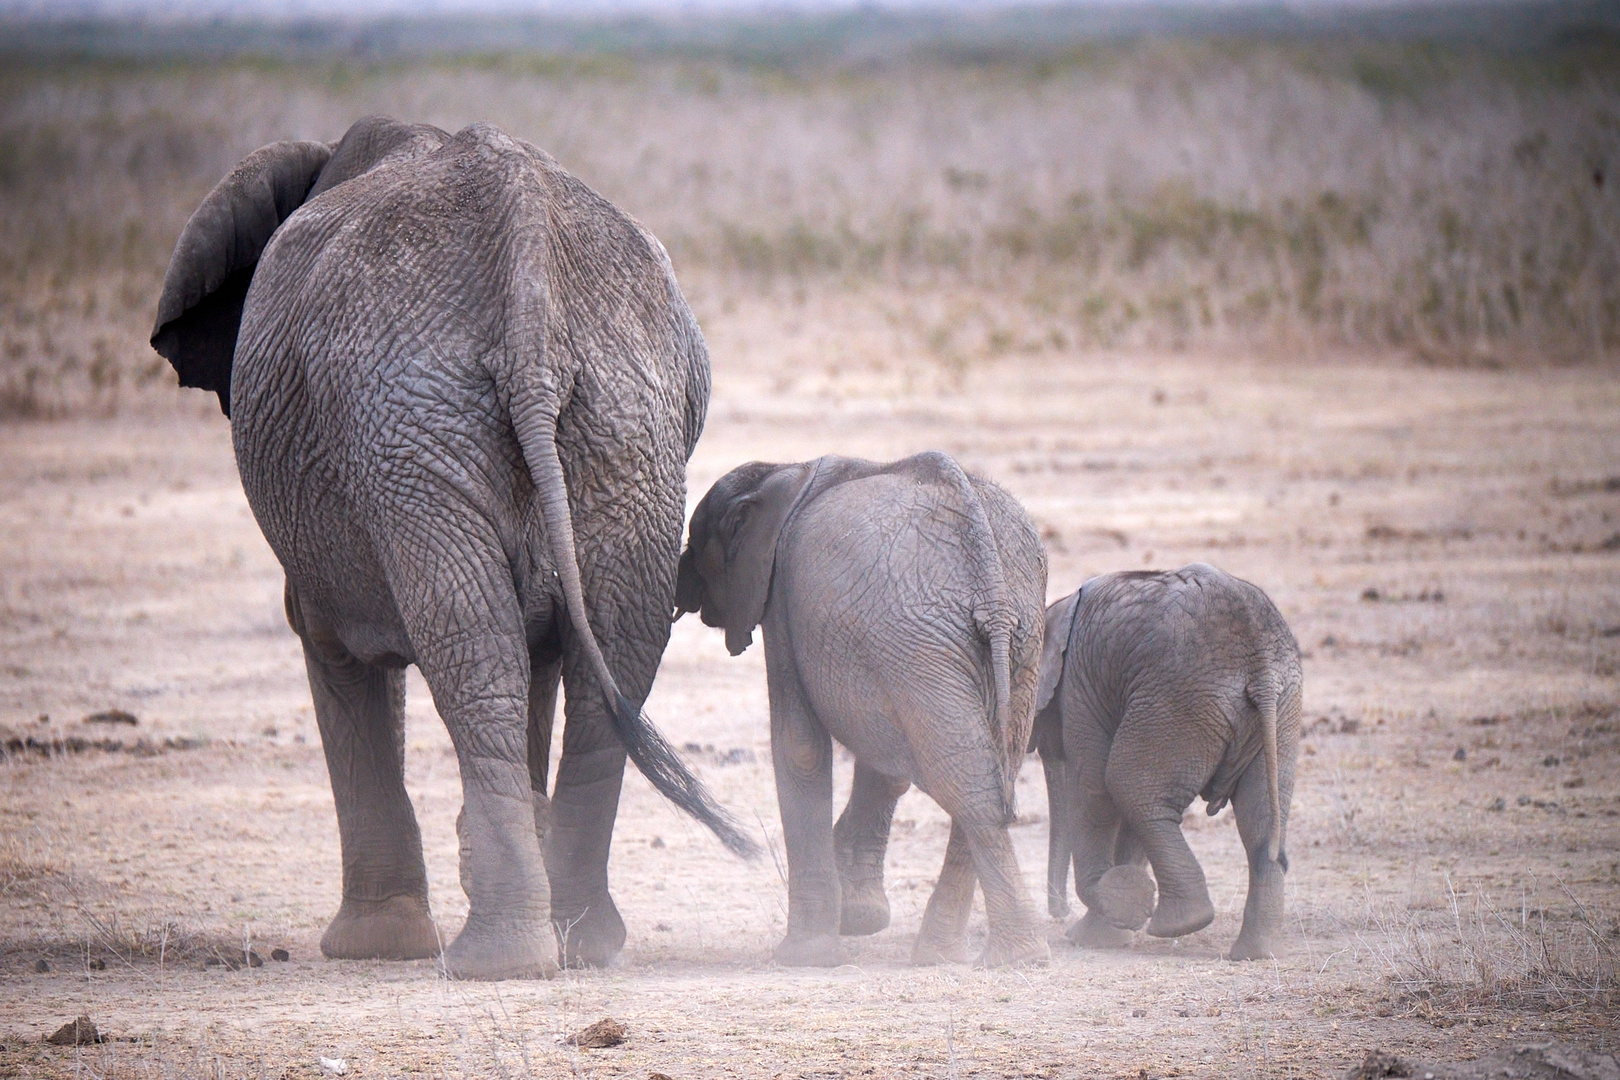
[715,462,818,656]
[1035,589,1082,715]
[150,139,332,416]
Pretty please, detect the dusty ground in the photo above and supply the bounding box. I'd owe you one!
[1,287,1617,1077]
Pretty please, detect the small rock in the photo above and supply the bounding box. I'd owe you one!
[1361,587,1381,602]
[1206,1006,1221,1017]
[83,710,137,726]
[650,836,665,849]
[271,948,290,962]
[1544,755,1561,767]
[318,1056,348,1075]
[1453,747,1466,761]
[1344,1048,1412,1079]
[34,959,49,973]
[655,922,672,932]
[649,1073,676,1080]
[566,1017,627,1049]
[88,958,105,971]
[1177,1009,1190,1017]
[1518,795,1533,806]
[1487,797,1506,811]
[44,1016,99,1046]
[1130,1008,1146,1018]
[243,950,263,968]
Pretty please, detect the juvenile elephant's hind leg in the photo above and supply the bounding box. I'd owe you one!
[295,610,439,961]
[911,821,975,965]
[769,669,844,967]
[835,762,909,936]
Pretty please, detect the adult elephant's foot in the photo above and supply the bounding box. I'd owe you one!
[1146,891,1215,939]
[775,932,845,967]
[320,894,441,960]
[910,932,973,965]
[552,892,627,968]
[839,881,891,936]
[442,913,559,980]
[1093,864,1156,931]
[976,933,1051,969]
[1227,934,1278,961]
[1067,909,1135,949]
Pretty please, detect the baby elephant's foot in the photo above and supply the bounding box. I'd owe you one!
[1227,934,1278,961]
[774,932,845,968]
[839,884,891,937]
[1146,891,1215,939]
[976,934,1051,969]
[1093,865,1156,931]
[321,894,441,961]
[1067,909,1135,949]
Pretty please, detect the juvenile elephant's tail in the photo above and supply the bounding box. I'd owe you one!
[919,452,1021,824]
[1252,678,1283,864]
[511,388,759,861]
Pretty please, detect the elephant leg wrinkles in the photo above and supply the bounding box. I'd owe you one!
[1227,753,1291,960]
[911,821,976,965]
[834,762,910,936]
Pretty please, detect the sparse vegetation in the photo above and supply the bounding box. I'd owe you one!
[1,29,1617,415]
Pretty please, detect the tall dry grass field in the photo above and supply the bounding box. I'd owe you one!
[1,38,1617,416]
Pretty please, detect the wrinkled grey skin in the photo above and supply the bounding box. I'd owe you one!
[150,116,755,981]
[677,453,1051,968]
[1033,564,1302,961]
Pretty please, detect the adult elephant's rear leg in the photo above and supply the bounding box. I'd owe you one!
[290,590,439,961]
[962,821,1049,968]
[911,821,975,965]
[835,762,910,936]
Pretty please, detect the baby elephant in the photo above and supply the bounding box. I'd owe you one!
[1034,564,1301,961]
[677,452,1050,968]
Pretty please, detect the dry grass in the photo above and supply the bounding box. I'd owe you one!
[1,38,1617,416]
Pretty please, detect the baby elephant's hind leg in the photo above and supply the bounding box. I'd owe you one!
[1228,758,1289,961]
[835,762,910,936]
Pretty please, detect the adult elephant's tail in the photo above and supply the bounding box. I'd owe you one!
[511,387,759,861]
[920,452,1020,824]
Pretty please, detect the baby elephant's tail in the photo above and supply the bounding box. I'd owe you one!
[1251,677,1283,864]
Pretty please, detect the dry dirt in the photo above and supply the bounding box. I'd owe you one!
[1,287,1617,1078]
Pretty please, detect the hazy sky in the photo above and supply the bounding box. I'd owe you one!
[5,0,1341,18]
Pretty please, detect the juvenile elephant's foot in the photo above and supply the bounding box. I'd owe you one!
[320,894,441,961]
[1094,864,1157,931]
[839,882,891,936]
[1146,891,1215,939]
[442,912,559,981]
[976,932,1051,969]
[552,893,627,968]
[1066,909,1135,949]
[774,932,845,967]
[1227,934,1279,961]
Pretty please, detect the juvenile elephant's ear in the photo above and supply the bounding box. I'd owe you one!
[150,139,333,416]
[695,461,819,656]
[1035,588,1082,716]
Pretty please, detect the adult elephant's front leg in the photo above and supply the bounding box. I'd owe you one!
[292,591,439,961]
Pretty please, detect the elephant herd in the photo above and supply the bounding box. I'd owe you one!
[149,116,1303,980]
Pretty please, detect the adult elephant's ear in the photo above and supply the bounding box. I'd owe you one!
[1035,588,1082,715]
[150,139,332,416]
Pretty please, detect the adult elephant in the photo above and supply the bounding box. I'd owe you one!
[150,115,753,980]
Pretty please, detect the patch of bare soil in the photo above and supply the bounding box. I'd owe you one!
[1,299,1616,1077]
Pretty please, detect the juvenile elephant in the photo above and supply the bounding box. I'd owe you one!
[676,453,1051,968]
[150,116,753,980]
[1034,564,1301,961]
